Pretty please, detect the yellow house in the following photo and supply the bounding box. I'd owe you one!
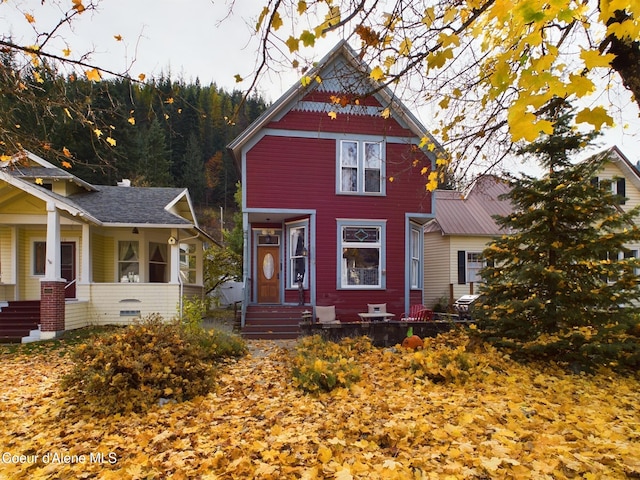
[423,146,640,310]
[423,175,512,309]
[0,151,214,342]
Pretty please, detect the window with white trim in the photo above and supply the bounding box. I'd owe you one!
[180,243,197,284]
[410,227,422,289]
[467,252,484,283]
[339,140,384,194]
[118,240,139,282]
[287,223,308,289]
[339,223,384,288]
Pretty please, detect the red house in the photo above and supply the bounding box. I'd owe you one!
[227,41,440,338]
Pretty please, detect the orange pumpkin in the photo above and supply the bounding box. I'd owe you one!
[402,335,424,350]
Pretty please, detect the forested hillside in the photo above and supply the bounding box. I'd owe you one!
[1,52,268,234]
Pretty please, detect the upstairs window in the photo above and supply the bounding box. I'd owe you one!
[339,140,384,194]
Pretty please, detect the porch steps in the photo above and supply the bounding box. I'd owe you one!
[0,301,41,343]
[242,305,309,340]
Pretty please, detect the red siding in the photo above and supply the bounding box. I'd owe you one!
[246,127,432,321]
[268,110,414,137]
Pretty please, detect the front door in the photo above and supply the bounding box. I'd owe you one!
[257,245,280,303]
[61,242,76,299]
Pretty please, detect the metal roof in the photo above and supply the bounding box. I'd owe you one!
[425,175,513,236]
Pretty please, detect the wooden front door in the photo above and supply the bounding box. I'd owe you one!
[257,245,280,303]
[61,242,76,299]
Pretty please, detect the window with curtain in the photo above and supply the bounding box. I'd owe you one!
[149,242,167,283]
[288,224,308,289]
[118,240,139,282]
[338,140,384,194]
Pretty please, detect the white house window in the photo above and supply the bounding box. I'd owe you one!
[467,252,484,283]
[339,140,384,194]
[410,227,422,289]
[149,242,168,283]
[339,223,384,289]
[118,240,139,282]
[180,243,197,284]
[288,224,308,289]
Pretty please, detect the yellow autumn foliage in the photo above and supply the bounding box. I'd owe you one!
[0,330,638,478]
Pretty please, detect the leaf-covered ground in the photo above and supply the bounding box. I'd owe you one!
[0,335,639,479]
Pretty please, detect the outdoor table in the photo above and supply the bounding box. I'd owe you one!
[357,312,395,322]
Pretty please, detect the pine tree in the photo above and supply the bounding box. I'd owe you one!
[476,99,640,371]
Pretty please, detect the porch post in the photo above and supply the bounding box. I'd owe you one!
[170,228,180,284]
[40,202,65,339]
[81,223,91,285]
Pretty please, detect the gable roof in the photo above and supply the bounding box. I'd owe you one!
[425,175,513,236]
[0,151,214,241]
[227,40,444,164]
[587,145,640,190]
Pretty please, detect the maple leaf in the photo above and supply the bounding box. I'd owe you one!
[93,128,103,138]
[128,117,136,125]
[328,111,337,120]
[62,161,72,169]
[62,147,72,158]
[286,36,300,53]
[138,73,146,81]
[575,106,614,129]
[24,13,35,23]
[72,0,85,12]
[114,34,123,41]
[234,74,243,83]
[85,68,101,82]
[106,137,116,147]
[35,178,43,185]
[370,66,385,81]
[271,11,283,30]
[62,48,71,57]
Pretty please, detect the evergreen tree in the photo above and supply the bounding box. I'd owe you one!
[476,99,640,371]
[180,133,206,203]
[131,118,173,186]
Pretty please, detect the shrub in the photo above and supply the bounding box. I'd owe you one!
[291,335,369,393]
[63,314,218,414]
[407,334,488,385]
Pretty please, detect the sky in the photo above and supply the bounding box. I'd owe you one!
[3,0,640,175]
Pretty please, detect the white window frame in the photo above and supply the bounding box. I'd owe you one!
[180,243,197,284]
[410,226,422,289]
[338,140,385,195]
[118,240,140,283]
[338,220,386,289]
[467,252,484,284]
[287,222,309,289]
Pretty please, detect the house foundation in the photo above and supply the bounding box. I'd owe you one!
[40,280,66,339]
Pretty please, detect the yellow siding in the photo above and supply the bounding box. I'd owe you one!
[84,283,203,325]
[424,233,495,308]
[65,301,90,330]
[596,162,640,212]
[0,226,12,280]
[423,232,451,308]
[91,232,114,283]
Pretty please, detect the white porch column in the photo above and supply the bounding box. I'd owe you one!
[45,202,62,281]
[170,228,180,283]
[81,223,91,284]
